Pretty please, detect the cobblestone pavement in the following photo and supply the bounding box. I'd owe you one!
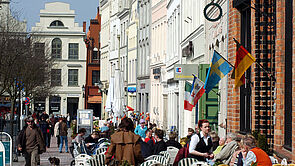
[13,130,74,166]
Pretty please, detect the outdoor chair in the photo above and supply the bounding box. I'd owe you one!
[95,147,108,155]
[140,160,163,166]
[178,158,198,166]
[166,146,179,165]
[153,155,169,165]
[88,154,105,166]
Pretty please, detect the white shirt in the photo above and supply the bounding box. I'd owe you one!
[189,132,211,153]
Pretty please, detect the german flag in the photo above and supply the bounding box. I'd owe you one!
[234,41,256,88]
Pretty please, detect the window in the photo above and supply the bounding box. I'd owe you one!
[51,69,61,86]
[68,43,79,59]
[34,43,45,56]
[92,70,100,85]
[50,20,64,27]
[92,51,98,60]
[52,38,62,59]
[68,69,78,86]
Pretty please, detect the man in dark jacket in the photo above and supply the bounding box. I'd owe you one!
[17,115,46,166]
[59,117,68,153]
[166,132,182,149]
[153,129,167,155]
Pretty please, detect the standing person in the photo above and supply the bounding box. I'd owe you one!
[66,113,70,128]
[134,119,147,139]
[188,119,213,161]
[59,117,68,153]
[17,116,46,166]
[153,129,167,155]
[39,117,49,148]
[54,118,61,147]
[105,118,144,165]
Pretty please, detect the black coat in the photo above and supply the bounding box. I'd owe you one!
[153,140,167,155]
[166,140,182,149]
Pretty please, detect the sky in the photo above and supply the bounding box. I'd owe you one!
[10,0,99,31]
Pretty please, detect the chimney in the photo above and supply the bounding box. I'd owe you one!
[83,21,86,32]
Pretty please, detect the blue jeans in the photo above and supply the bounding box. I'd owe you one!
[59,136,68,152]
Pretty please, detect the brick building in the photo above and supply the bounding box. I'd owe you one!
[83,8,102,118]
[227,0,295,162]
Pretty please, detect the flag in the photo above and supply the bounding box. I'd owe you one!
[234,44,256,88]
[184,76,205,111]
[204,51,233,93]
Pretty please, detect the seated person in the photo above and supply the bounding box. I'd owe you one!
[166,132,182,149]
[74,128,87,144]
[210,131,220,151]
[213,137,225,155]
[100,122,110,132]
[242,135,272,166]
[85,132,99,147]
[153,129,167,155]
[144,129,155,144]
[212,133,239,165]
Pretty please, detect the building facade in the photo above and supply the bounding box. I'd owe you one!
[150,0,167,129]
[100,0,111,119]
[31,2,86,118]
[227,0,295,162]
[204,0,228,137]
[137,0,151,115]
[0,0,26,32]
[127,0,139,112]
[84,9,102,118]
[166,0,180,135]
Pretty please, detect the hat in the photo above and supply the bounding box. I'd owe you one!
[140,119,145,124]
[25,115,34,122]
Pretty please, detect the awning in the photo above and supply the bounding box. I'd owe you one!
[87,96,102,103]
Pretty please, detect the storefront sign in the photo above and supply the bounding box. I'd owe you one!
[127,87,136,93]
[174,64,198,80]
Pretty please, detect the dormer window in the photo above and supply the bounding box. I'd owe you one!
[50,20,64,27]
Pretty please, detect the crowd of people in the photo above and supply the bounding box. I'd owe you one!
[16,111,276,166]
[104,118,274,166]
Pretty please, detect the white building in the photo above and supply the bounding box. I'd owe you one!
[150,0,167,130]
[126,0,139,112]
[204,0,229,137]
[137,0,151,115]
[100,0,111,119]
[31,2,86,118]
[0,0,26,32]
[166,0,181,134]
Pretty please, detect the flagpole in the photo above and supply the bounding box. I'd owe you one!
[214,50,235,68]
[233,38,276,81]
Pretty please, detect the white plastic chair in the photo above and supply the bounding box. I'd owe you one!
[75,154,93,166]
[178,158,198,166]
[140,160,163,166]
[167,146,179,165]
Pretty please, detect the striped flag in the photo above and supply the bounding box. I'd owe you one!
[184,75,205,111]
[234,44,256,88]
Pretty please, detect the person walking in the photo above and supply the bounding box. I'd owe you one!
[54,118,61,147]
[17,116,46,166]
[105,118,144,165]
[59,117,68,153]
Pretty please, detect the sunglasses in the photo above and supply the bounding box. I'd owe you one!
[27,121,33,123]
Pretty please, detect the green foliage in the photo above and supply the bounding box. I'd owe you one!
[252,131,271,155]
[71,120,77,138]
[120,160,131,166]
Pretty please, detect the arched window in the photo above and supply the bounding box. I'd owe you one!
[50,20,64,27]
[52,38,62,58]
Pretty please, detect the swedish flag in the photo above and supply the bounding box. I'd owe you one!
[204,51,233,93]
